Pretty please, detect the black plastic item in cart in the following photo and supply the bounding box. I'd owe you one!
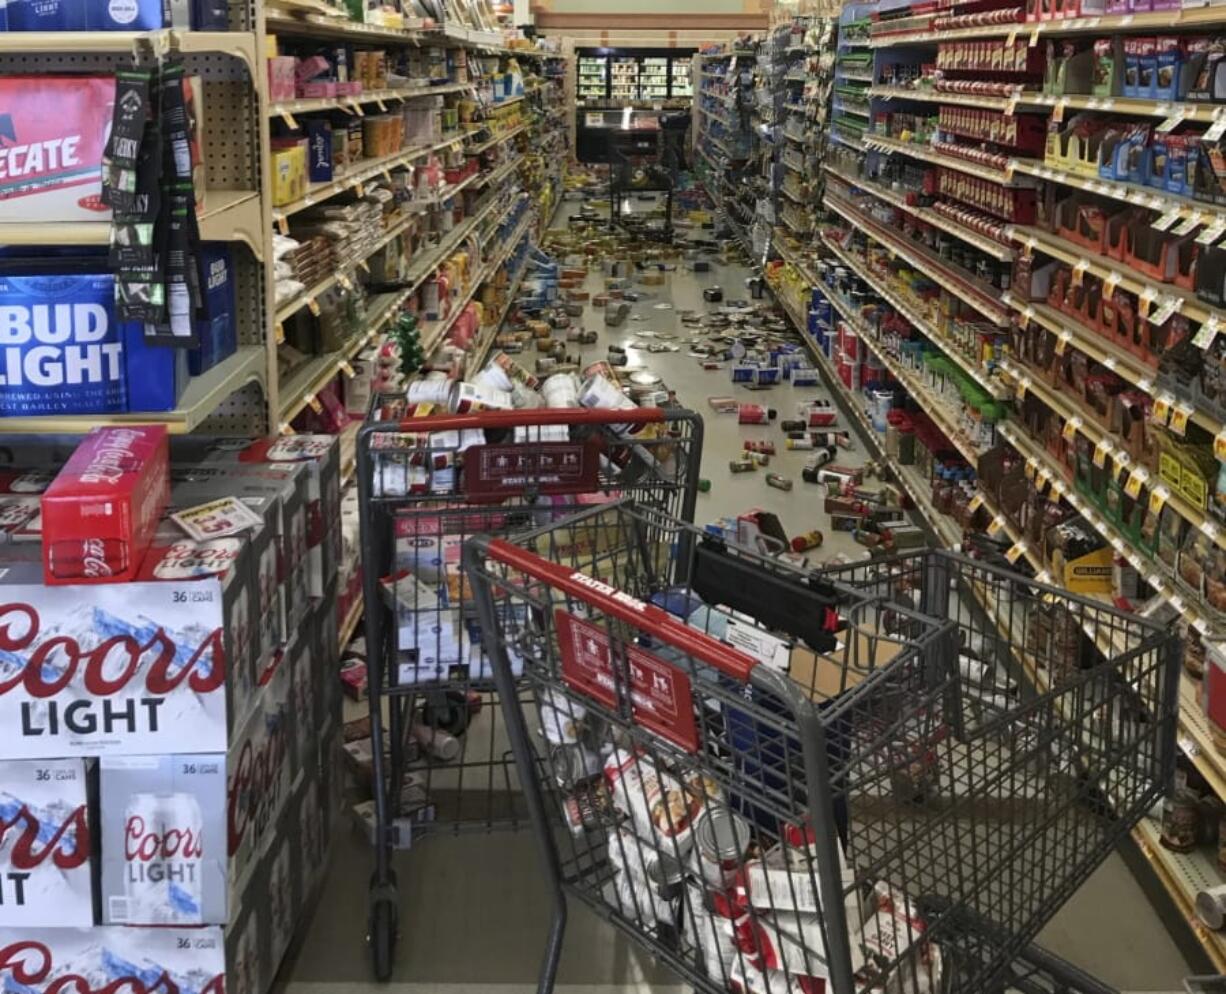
[356,407,705,981]
[466,517,1180,994]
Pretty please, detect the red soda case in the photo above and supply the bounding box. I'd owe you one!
[41,425,169,585]
[744,440,777,455]
[737,912,831,978]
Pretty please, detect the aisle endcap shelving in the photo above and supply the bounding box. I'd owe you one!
[0,28,257,70]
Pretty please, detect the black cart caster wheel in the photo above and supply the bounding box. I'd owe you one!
[369,894,398,980]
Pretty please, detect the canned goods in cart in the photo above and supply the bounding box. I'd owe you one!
[551,742,603,788]
[691,806,751,888]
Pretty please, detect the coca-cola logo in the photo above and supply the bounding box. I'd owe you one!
[124,815,203,862]
[0,941,225,994]
[0,604,224,698]
[79,539,114,579]
[0,804,88,870]
[227,712,290,855]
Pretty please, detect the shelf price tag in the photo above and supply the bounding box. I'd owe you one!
[1146,480,1169,511]
[1203,518,1222,541]
[1061,416,1083,442]
[305,393,323,414]
[1156,107,1187,133]
[1198,220,1226,246]
[1122,469,1151,501]
[339,360,357,378]
[1029,25,1041,46]
[1093,439,1112,468]
[1006,541,1027,564]
[274,322,285,345]
[1152,208,1182,232]
[1152,296,1184,328]
[1175,210,1205,236]
[1024,457,1038,480]
[279,109,299,129]
[1153,394,1174,425]
[1215,428,1226,463]
[988,517,1005,537]
[274,212,289,236]
[306,297,321,317]
[1015,376,1031,401]
[968,493,986,512]
[1194,314,1222,349]
[1138,287,1158,320]
[1170,404,1193,437]
[1206,112,1226,143]
[1052,98,1068,123]
[1055,330,1072,355]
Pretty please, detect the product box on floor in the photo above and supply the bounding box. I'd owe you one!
[99,753,228,926]
[0,924,226,993]
[0,561,227,759]
[0,757,96,926]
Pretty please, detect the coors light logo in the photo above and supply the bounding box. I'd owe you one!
[0,928,226,994]
[0,583,227,758]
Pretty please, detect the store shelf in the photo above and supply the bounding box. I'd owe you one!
[272,131,471,223]
[470,256,531,373]
[269,81,470,119]
[869,6,1226,47]
[821,231,1006,399]
[823,190,1011,325]
[1007,223,1214,326]
[467,121,528,155]
[338,595,365,647]
[266,11,430,44]
[1001,292,1224,437]
[1007,158,1226,224]
[865,133,1025,186]
[869,84,1017,110]
[0,28,257,69]
[0,344,265,435]
[825,165,1014,261]
[0,188,263,256]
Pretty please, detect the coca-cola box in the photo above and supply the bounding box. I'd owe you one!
[0,925,226,993]
[99,753,227,926]
[170,478,279,675]
[0,758,95,926]
[137,517,258,736]
[227,644,293,896]
[0,562,227,758]
[174,435,341,598]
[40,425,170,585]
[286,627,315,777]
[312,574,342,737]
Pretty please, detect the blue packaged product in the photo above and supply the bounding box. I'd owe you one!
[188,244,237,376]
[0,272,126,416]
[306,120,334,183]
[8,0,85,31]
[731,363,757,383]
[124,322,188,411]
[792,366,819,386]
[86,0,184,30]
[754,367,782,386]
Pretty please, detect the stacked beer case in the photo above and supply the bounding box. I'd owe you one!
[0,426,343,994]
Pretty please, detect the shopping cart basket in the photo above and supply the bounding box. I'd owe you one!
[356,407,703,979]
[464,502,1180,994]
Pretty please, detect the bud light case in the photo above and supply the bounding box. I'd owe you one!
[0,758,95,927]
[0,925,226,994]
[0,76,114,220]
[0,562,228,759]
[100,753,227,925]
[0,273,125,415]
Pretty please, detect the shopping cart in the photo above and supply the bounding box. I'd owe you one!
[356,407,703,979]
[464,501,1180,994]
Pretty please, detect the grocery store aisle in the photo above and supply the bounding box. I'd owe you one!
[282,195,1204,994]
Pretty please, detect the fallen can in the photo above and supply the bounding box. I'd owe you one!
[698,479,712,493]
[791,530,823,552]
[744,440,776,455]
[729,459,757,474]
[747,451,770,467]
[765,473,792,491]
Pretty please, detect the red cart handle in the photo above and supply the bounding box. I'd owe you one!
[483,536,759,683]
[397,407,669,432]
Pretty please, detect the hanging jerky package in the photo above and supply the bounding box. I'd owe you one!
[101,68,153,209]
[141,185,201,347]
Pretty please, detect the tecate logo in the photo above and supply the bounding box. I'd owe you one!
[0,603,225,699]
[0,941,225,994]
[0,803,88,871]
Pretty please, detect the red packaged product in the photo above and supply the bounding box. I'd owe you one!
[40,425,169,585]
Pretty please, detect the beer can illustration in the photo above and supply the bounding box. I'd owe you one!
[119,792,205,924]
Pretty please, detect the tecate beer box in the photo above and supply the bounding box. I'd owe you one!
[0,758,94,926]
[100,754,227,926]
[227,647,293,893]
[0,925,225,994]
[40,425,170,585]
[0,76,116,222]
[0,564,227,758]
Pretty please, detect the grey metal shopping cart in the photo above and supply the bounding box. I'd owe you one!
[465,500,1181,994]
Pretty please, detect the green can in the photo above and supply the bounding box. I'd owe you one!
[766,473,793,491]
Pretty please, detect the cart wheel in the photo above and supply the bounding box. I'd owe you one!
[369,891,398,980]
